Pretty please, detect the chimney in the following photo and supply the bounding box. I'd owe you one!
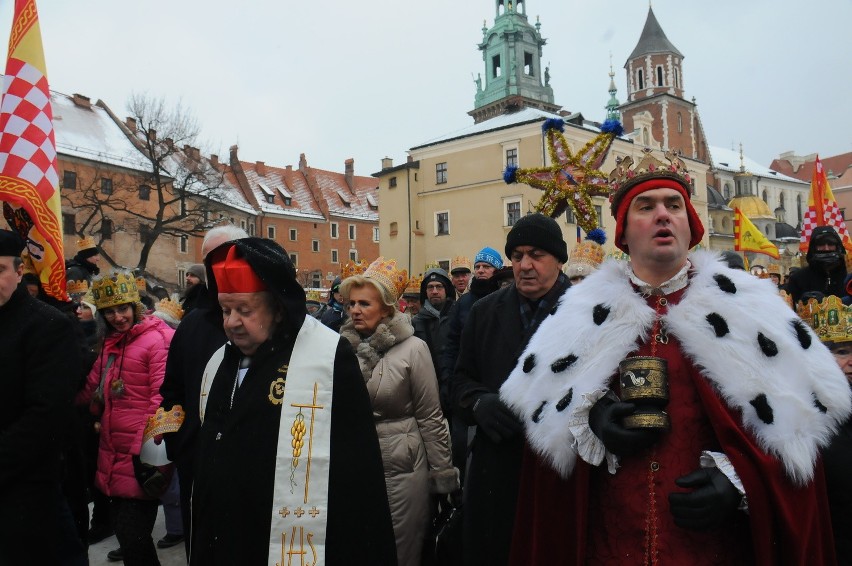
[344,158,354,190]
[381,157,393,170]
[125,117,137,132]
[210,154,219,167]
[286,165,293,172]
[149,129,157,143]
[406,155,414,164]
[164,137,173,149]
[256,161,267,176]
[299,153,308,173]
[72,93,91,109]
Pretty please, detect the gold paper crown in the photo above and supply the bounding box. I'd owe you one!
[404,274,423,295]
[767,264,781,275]
[424,261,441,271]
[364,257,408,301]
[796,295,852,343]
[143,405,186,443]
[566,240,605,278]
[90,272,140,310]
[155,298,184,322]
[608,148,693,214]
[305,289,324,302]
[76,236,96,252]
[450,256,472,273]
[66,279,89,296]
[341,259,369,279]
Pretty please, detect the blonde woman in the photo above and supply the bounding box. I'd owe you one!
[340,258,458,565]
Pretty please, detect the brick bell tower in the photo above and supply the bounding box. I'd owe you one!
[619,6,710,164]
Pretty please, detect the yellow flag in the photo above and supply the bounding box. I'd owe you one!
[734,208,779,259]
[0,0,67,301]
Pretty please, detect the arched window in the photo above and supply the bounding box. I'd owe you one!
[637,69,644,90]
[723,183,731,200]
[762,189,768,204]
[642,128,649,146]
[677,113,683,133]
[779,192,785,210]
[797,194,803,224]
[656,66,664,86]
[674,67,680,89]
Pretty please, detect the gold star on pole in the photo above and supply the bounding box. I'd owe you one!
[505,118,622,234]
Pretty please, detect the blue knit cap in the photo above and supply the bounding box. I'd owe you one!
[474,246,503,269]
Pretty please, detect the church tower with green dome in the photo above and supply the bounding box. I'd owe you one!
[469,0,560,124]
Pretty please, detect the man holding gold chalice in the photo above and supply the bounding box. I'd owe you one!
[498,149,850,564]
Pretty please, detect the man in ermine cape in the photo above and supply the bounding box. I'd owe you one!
[499,149,851,565]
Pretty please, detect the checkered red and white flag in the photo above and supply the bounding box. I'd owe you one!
[800,155,852,254]
[0,0,66,300]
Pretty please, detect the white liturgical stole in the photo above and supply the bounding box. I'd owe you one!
[198,315,338,565]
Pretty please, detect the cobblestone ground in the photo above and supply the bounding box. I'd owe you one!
[87,503,186,566]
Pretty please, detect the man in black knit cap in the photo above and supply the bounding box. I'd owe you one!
[451,213,570,565]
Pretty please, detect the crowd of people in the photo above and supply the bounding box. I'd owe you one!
[2,151,852,566]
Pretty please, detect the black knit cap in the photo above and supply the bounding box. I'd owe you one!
[0,229,23,257]
[504,213,568,263]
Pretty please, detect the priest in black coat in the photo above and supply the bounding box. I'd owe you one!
[188,237,397,565]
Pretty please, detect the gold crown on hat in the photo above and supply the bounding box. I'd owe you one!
[567,240,605,277]
[424,261,441,271]
[404,274,423,295]
[305,289,324,302]
[767,264,781,275]
[341,259,369,279]
[608,148,693,212]
[66,279,89,296]
[90,272,140,310]
[450,256,472,273]
[135,276,147,293]
[143,406,185,443]
[797,295,852,344]
[155,298,184,322]
[364,257,408,301]
[76,236,96,252]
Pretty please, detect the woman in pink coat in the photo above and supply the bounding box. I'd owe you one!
[78,273,174,565]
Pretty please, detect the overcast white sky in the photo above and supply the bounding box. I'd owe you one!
[4,0,850,175]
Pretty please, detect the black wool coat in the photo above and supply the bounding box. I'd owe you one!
[0,286,81,562]
[451,282,567,566]
[190,336,398,566]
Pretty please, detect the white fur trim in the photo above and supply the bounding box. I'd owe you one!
[500,251,852,484]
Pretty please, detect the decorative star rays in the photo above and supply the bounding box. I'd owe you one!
[504,118,623,234]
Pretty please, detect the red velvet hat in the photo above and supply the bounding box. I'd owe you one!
[211,244,266,293]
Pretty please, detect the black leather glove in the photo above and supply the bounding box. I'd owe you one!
[472,393,522,443]
[588,397,661,457]
[131,455,169,499]
[668,467,741,530]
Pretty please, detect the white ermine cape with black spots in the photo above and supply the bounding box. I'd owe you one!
[500,251,852,486]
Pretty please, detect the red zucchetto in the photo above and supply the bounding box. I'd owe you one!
[211,244,266,293]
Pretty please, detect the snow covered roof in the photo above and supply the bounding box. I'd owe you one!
[240,163,325,221]
[411,107,565,150]
[710,146,804,184]
[51,91,152,173]
[312,169,378,221]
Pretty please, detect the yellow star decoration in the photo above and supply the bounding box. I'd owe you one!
[505,118,621,234]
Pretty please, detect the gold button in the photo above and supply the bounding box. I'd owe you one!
[650,461,660,472]
[658,298,668,307]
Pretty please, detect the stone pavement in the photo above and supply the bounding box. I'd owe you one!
[87,503,186,566]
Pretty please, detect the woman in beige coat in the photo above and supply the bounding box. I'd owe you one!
[340,258,458,566]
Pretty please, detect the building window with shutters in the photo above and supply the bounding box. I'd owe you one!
[436,162,448,184]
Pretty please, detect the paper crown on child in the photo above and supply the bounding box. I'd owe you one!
[364,257,408,301]
[797,294,852,344]
[90,272,140,310]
